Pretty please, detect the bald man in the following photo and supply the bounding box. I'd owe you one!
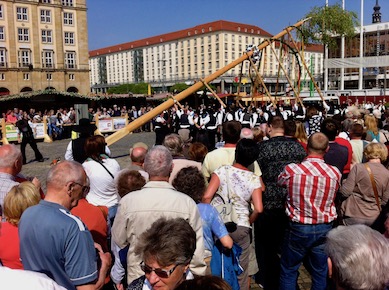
[19,161,111,290]
[0,145,22,208]
[128,144,149,181]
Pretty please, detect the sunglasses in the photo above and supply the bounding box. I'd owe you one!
[140,262,180,278]
[72,182,90,195]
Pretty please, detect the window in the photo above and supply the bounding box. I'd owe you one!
[0,27,4,41]
[0,73,5,80]
[41,30,52,43]
[64,32,74,45]
[65,51,76,69]
[63,12,73,25]
[16,7,28,21]
[18,49,31,67]
[42,50,54,68]
[62,0,73,6]
[23,73,29,80]
[40,0,52,3]
[46,73,52,80]
[0,5,3,19]
[18,28,29,42]
[69,73,74,80]
[40,10,51,23]
[0,49,6,67]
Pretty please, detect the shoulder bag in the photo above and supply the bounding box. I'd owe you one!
[364,163,381,211]
[214,167,239,232]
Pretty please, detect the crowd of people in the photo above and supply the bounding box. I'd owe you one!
[2,97,389,290]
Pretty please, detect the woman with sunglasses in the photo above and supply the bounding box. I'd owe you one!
[127,217,196,290]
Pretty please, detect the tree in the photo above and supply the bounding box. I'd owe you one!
[302,3,359,48]
[169,83,189,93]
[107,83,150,94]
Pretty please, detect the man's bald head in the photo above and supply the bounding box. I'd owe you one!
[307,133,329,156]
[46,161,86,191]
[130,147,148,164]
[0,145,22,174]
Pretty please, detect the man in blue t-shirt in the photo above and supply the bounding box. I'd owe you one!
[19,161,111,290]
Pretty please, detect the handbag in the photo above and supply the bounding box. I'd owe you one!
[364,163,381,211]
[213,168,239,232]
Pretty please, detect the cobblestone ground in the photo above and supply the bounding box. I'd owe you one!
[19,131,313,289]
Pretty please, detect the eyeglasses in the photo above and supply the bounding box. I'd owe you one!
[72,182,90,195]
[140,262,180,278]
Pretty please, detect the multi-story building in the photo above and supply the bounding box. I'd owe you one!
[0,0,89,96]
[327,0,389,94]
[89,20,324,95]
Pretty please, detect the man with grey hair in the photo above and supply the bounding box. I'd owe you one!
[127,142,149,181]
[240,127,254,140]
[112,145,206,287]
[326,225,389,290]
[0,144,23,209]
[19,161,112,289]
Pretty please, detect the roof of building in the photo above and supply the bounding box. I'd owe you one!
[89,20,273,57]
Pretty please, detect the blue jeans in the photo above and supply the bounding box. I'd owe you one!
[279,222,332,290]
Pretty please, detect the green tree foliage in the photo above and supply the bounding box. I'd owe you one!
[169,83,189,93]
[107,83,151,94]
[303,3,359,48]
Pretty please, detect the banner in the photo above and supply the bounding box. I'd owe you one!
[5,124,18,142]
[98,118,113,132]
[32,123,45,139]
[113,117,126,130]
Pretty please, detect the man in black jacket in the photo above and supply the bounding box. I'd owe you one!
[16,115,44,164]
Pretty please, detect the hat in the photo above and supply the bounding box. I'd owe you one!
[132,142,148,150]
[72,118,97,135]
[373,109,382,119]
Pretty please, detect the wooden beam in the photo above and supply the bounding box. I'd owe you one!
[200,79,226,108]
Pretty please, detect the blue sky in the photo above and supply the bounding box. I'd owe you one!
[87,0,388,51]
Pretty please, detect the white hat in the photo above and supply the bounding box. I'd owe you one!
[373,109,382,119]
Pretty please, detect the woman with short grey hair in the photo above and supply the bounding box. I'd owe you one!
[325,225,389,290]
[143,146,173,178]
[127,217,196,290]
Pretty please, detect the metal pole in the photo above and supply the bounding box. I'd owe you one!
[358,0,364,90]
[324,0,329,91]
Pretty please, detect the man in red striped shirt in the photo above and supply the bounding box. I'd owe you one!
[277,132,341,290]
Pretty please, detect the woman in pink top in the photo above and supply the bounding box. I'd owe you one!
[0,182,40,269]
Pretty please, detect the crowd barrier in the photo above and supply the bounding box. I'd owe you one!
[1,116,51,145]
[0,114,129,144]
[94,114,129,135]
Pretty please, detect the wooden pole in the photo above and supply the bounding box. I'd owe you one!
[105,18,309,146]
[200,79,227,108]
[269,45,304,107]
[247,55,276,106]
[287,30,325,102]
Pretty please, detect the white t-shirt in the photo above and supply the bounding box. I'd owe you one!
[212,165,261,228]
[83,158,121,207]
[0,267,66,290]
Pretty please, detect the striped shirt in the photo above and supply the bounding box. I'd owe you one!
[278,156,341,224]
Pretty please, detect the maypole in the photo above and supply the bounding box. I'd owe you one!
[105,18,309,146]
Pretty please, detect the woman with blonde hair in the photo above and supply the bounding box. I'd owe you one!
[364,114,384,143]
[294,120,308,151]
[340,142,389,226]
[0,182,41,269]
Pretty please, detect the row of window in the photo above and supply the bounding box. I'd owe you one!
[0,49,77,69]
[40,0,74,6]
[0,72,75,81]
[0,6,74,26]
[0,27,74,45]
